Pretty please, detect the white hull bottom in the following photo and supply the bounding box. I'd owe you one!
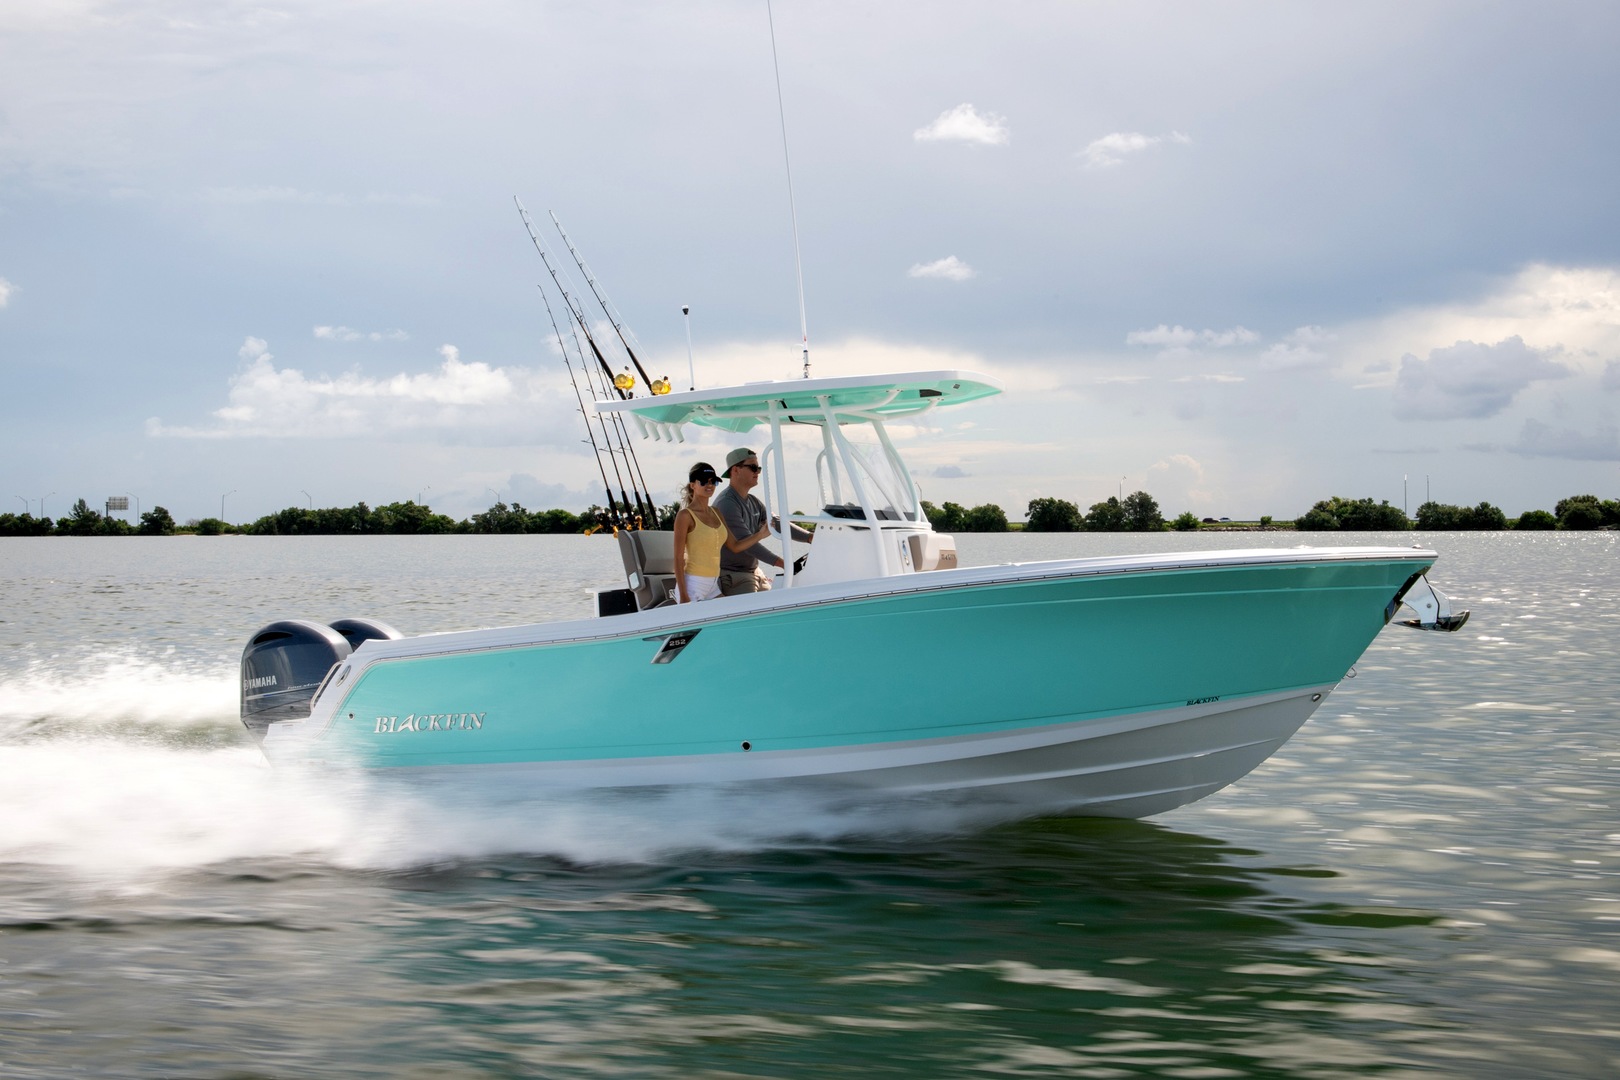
[379,685,1334,820]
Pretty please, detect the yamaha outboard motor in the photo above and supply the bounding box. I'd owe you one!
[329,617,403,651]
[240,620,351,741]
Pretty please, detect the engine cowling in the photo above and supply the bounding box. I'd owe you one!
[239,620,351,741]
[240,618,407,741]
[328,617,403,651]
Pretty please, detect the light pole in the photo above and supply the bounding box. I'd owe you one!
[1119,476,1126,502]
[40,492,55,518]
[14,496,26,514]
[222,489,236,523]
[418,485,431,505]
[127,493,139,521]
[301,489,313,509]
[487,487,503,505]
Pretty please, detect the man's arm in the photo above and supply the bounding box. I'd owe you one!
[717,491,782,566]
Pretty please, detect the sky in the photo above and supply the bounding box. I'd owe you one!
[2,0,1618,526]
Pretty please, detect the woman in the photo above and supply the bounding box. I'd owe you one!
[672,462,728,603]
[674,461,774,603]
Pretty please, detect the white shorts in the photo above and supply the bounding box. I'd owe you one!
[682,574,720,602]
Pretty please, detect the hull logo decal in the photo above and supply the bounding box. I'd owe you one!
[1186,696,1221,706]
[374,713,486,734]
[647,629,700,664]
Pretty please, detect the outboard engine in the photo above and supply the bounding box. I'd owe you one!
[329,617,403,651]
[240,620,351,741]
[241,618,406,741]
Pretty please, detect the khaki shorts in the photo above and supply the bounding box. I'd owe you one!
[719,569,771,596]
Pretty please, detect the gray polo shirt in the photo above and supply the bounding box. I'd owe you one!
[713,484,812,573]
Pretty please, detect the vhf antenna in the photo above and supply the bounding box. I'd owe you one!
[766,0,811,379]
[682,305,695,391]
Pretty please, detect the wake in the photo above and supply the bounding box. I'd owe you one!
[0,654,1011,883]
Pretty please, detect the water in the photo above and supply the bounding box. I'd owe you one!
[2,532,1616,1078]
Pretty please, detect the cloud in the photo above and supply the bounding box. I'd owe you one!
[1142,453,1218,512]
[199,187,437,207]
[0,277,12,307]
[503,474,584,510]
[314,325,410,343]
[1259,326,1334,370]
[1081,130,1191,169]
[1511,419,1620,461]
[1200,327,1258,348]
[1126,324,1197,348]
[901,438,1067,474]
[1604,361,1620,392]
[908,256,975,282]
[1391,336,1570,420]
[1126,324,1257,348]
[1342,265,1620,387]
[913,104,1010,146]
[930,464,969,478]
[147,337,568,441]
[1148,453,1206,482]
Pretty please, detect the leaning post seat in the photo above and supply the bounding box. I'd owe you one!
[617,529,679,610]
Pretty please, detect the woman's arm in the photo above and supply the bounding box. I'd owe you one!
[672,509,693,603]
[722,520,773,553]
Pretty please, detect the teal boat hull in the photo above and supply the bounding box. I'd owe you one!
[261,548,1436,818]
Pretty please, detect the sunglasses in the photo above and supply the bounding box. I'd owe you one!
[736,463,762,473]
[694,477,718,486]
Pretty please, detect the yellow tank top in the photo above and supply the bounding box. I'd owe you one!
[684,507,724,577]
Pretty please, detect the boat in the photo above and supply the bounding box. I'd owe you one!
[241,368,1468,819]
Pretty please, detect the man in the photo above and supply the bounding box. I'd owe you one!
[713,447,813,596]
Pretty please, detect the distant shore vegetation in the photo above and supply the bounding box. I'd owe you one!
[2,492,1616,538]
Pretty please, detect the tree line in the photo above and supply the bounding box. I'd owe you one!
[1292,494,1619,531]
[3,491,1616,538]
[951,491,1618,532]
[0,499,595,537]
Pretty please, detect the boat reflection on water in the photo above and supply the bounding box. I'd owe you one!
[323,815,1447,1077]
[0,801,1460,1076]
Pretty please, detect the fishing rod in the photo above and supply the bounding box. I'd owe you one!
[561,290,660,529]
[549,210,657,390]
[517,198,659,525]
[556,284,658,527]
[517,198,627,401]
[568,296,659,528]
[536,284,626,528]
[540,219,662,527]
[564,304,637,524]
